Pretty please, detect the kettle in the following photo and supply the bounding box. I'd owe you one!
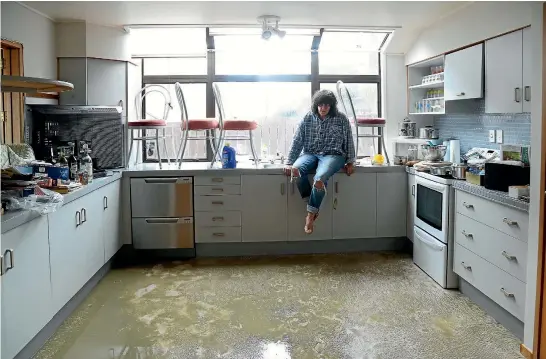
[399,118,417,138]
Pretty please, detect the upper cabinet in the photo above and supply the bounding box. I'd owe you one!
[485,28,532,114]
[444,43,484,101]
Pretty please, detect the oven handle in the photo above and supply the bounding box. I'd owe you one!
[415,231,444,251]
[416,177,447,193]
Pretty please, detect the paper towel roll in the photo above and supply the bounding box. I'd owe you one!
[449,140,461,164]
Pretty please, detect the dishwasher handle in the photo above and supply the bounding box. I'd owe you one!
[144,177,192,184]
[145,217,194,224]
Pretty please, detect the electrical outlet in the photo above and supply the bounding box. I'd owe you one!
[496,130,504,144]
[489,130,496,143]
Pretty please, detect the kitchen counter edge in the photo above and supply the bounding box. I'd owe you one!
[453,181,530,213]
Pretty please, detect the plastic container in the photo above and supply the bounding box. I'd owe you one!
[222,143,237,169]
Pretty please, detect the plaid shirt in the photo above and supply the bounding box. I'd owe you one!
[286,111,356,165]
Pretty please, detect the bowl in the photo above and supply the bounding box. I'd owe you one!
[421,145,447,162]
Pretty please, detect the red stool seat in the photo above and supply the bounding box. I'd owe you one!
[182,119,219,130]
[128,119,167,127]
[356,117,386,125]
[223,120,258,131]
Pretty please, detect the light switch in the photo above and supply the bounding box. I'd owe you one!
[496,130,504,144]
[489,130,496,143]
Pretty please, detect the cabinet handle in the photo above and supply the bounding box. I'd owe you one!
[144,178,178,184]
[0,255,4,276]
[502,251,517,261]
[81,208,87,223]
[500,287,515,298]
[462,230,473,239]
[333,198,338,210]
[76,211,81,227]
[456,92,466,97]
[412,184,415,197]
[280,183,285,195]
[462,202,474,209]
[212,217,224,222]
[145,218,179,224]
[515,87,521,103]
[461,262,472,271]
[503,217,518,226]
[103,196,108,210]
[213,232,225,237]
[524,86,531,102]
[335,182,339,193]
[4,249,14,272]
[211,188,224,192]
[211,201,224,205]
[211,178,224,183]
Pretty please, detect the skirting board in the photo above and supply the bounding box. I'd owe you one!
[15,260,112,359]
[520,344,533,359]
[459,278,524,340]
[196,237,410,257]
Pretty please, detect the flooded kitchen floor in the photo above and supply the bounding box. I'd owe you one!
[34,253,522,359]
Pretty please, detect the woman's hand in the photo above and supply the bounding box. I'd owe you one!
[344,163,354,176]
[283,165,293,176]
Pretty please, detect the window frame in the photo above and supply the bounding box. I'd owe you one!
[138,27,384,163]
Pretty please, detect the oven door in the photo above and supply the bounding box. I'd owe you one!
[414,176,449,243]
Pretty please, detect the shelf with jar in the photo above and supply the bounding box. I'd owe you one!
[410,89,445,115]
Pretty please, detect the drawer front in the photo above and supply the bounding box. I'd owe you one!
[194,175,241,186]
[132,218,194,249]
[131,177,193,218]
[195,226,242,243]
[455,213,527,282]
[456,191,529,242]
[454,243,526,320]
[194,195,242,211]
[195,211,241,227]
[194,185,241,196]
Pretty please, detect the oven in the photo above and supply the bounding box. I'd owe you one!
[414,175,451,243]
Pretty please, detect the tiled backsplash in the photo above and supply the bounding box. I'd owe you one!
[433,99,531,154]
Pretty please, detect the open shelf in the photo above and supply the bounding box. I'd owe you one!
[409,111,445,115]
[392,137,430,144]
[409,81,444,90]
[1,75,74,93]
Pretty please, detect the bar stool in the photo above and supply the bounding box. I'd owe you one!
[128,84,173,168]
[336,80,390,164]
[174,82,219,168]
[211,82,259,167]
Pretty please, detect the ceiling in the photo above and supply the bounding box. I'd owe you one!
[20,1,470,53]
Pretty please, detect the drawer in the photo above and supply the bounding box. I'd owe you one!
[194,195,242,211]
[195,211,241,227]
[131,177,193,218]
[456,190,529,242]
[195,226,242,243]
[194,175,241,186]
[132,218,194,249]
[194,185,241,196]
[455,213,527,282]
[454,243,526,321]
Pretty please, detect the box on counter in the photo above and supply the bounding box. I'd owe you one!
[508,185,530,199]
[501,144,531,165]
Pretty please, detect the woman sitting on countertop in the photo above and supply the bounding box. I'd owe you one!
[283,89,356,234]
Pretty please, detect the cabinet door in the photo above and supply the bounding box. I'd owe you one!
[87,59,128,117]
[2,216,53,359]
[485,30,523,113]
[522,27,532,113]
[101,180,122,262]
[445,43,483,100]
[407,174,416,242]
[333,173,377,239]
[241,175,288,242]
[287,177,333,241]
[377,172,407,237]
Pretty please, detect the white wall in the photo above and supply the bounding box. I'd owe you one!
[86,23,130,62]
[1,2,57,104]
[56,22,87,57]
[381,54,406,153]
[524,2,545,350]
[406,2,532,65]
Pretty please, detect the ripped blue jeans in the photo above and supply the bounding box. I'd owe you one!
[292,154,346,214]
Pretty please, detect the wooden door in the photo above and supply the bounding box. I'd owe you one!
[1,39,24,144]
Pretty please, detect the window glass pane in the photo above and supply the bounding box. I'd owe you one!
[321,83,379,158]
[215,35,312,75]
[319,51,379,75]
[320,31,388,51]
[143,57,207,75]
[130,28,206,56]
[144,83,207,160]
[215,82,311,158]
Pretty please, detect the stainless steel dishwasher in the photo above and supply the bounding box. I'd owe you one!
[130,177,194,249]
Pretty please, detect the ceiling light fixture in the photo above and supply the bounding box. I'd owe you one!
[257,15,286,40]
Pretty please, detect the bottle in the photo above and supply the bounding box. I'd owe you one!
[80,145,93,183]
[67,142,79,181]
[222,143,237,169]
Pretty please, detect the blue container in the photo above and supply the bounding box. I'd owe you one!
[46,166,69,181]
[222,144,237,169]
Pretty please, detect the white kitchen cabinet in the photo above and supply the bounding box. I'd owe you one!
[332,173,377,239]
[1,216,53,359]
[377,172,407,237]
[522,27,532,113]
[287,177,333,241]
[445,43,483,101]
[485,29,531,113]
[241,175,288,242]
[101,180,122,262]
[407,173,416,242]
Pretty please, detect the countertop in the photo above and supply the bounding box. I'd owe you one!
[1,171,123,234]
[452,180,530,213]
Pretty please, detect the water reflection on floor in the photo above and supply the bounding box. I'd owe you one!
[34,253,522,359]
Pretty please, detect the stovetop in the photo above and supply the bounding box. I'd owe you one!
[415,170,463,185]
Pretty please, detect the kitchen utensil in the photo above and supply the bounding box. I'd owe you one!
[420,144,447,162]
[419,126,439,139]
[449,140,461,164]
[398,118,417,138]
[451,164,467,179]
[393,155,407,165]
[429,166,452,176]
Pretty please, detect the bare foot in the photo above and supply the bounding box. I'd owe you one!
[304,212,319,234]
